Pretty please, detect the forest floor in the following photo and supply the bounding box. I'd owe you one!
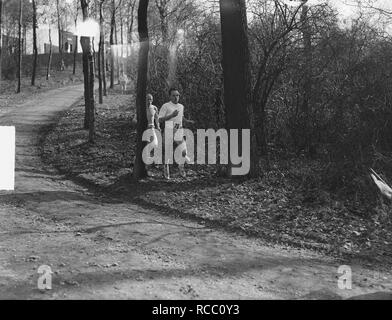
[0,84,391,299]
[42,87,392,269]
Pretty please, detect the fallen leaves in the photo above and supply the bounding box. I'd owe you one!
[41,91,392,268]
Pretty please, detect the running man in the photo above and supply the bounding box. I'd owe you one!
[158,88,194,179]
[146,94,160,176]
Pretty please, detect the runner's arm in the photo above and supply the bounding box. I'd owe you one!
[159,110,179,125]
[183,116,195,126]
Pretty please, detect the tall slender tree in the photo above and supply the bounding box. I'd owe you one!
[80,0,95,142]
[109,0,115,88]
[98,0,105,103]
[73,0,79,75]
[132,0,149,180]
[219,0,258,177]
[16,0,23,93]
[301,1,312,154]
[56,0,65,70]
[101,2,107,96]
[31,0,38,86]
[0,0,3,83]
[46,24,53,80]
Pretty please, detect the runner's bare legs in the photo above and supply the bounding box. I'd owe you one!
[145,94,160,177]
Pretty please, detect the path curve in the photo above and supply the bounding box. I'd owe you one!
[0,85,391,299]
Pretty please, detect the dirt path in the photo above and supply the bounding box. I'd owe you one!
[0,85,391,300]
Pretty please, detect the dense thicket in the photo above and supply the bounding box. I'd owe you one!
[145,0,392,203]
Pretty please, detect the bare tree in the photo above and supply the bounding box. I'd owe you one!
[101,3,107,96]
[46,24,53,80]
[56,0,65,70]
[98,0,106,103]
[219,0,258,177]
[133,0,149,180]
[31,0,38,86]
[109,0,115,88]
[0,0,3,83]
[80,0,95,143]
[73,0,79,75]
[16,0,22,93]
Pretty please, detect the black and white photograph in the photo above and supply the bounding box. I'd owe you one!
[0,0,391,305]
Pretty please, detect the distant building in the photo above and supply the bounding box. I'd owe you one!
[25,27,81,55]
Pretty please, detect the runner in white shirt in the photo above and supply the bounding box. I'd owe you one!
[159,88,194,179]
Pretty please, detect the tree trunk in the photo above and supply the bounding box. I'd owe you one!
[301,3,312,155]
[0,0,3,83]
[31,0,38,86]
[23,24,26,55]
[80,0,96,143]
[82,38,90,129]
[92,37,97,77]
[16,0,22,93]
[46,26,53,80]
[56,0,64,71]
[100,5,107,96]
[132,0,149,181]
[88,39,95,142]
[73,4,79,75]
[98,1,104,103]
[73,35,78,74]
[115,19,120,84]
[219,0,259,177]
[98,40,103,103]
[110,0,115,89]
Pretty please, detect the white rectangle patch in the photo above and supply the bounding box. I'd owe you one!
[0,126,15,190]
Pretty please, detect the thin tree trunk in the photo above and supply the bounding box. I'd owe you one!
[31,0,38,86]
[81,0,90,129]
[73,36,78,74]
[98,1,104,103]
[88,39,95,142]
[110,0,115,89]
[0,0,3,83]
[132,0,149,181]
[100,3,107,96]
[102,50,107,95]
[98,36,103,104]
[23,24,26,54]
[46,26,53,80]
[219,0,259,177]
[120,2,124,73]
[98,41,103,103]
[301,3,312,155]
[92,37,97,76]
[80,0,95,142]
[56,0,64,71]
[73,3,79,75]
[16,0,22,93]
[115,19,120,84]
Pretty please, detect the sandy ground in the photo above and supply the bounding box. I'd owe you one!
[0,85,391,300]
